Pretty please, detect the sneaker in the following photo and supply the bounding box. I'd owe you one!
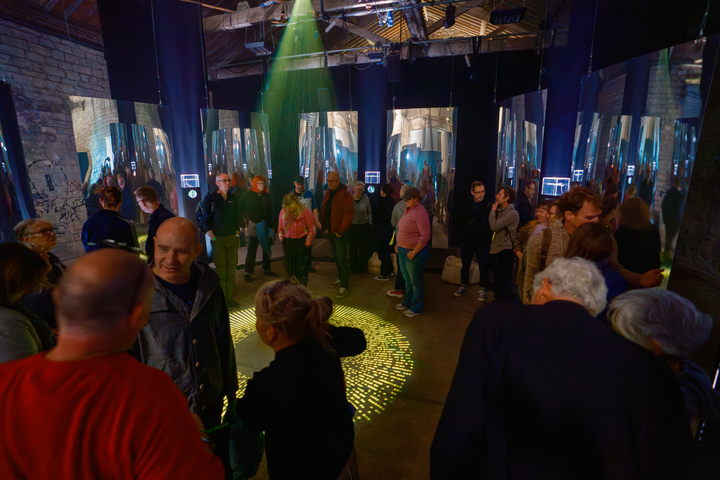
[386,290,404,298]
[477,289,486,302]
[374,275,391,281]
[244,274,253,283]
[308,266,317,273]
[264,270,278,277]
[389,272,396,278]
[329,279,341,288]
[227,299,240,310]
[395,303,408,310]
[403,310,422,317]
[336,288,349,299]
[454,286,467,297]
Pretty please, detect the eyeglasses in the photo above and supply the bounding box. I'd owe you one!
[29,228,56,237]
[217,179,231,183]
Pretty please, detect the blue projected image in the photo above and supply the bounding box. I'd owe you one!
[542,177,571,196]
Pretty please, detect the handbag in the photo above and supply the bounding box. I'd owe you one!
[208,400,265,480]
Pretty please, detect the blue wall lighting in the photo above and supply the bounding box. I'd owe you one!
[541,177,571,196]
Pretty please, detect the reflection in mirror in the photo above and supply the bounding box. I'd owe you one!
[69,97,176,237]
[249,112,272,186]
[386,108,457,248]
[0,119,24,242]
[201,109,245,193]
[570,35,718,274]
[299,111,358,205]
[496,90,547,209]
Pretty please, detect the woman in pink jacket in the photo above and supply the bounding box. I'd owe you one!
[278,193,316,286]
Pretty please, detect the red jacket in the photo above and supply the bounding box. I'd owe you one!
[321,184,354,235]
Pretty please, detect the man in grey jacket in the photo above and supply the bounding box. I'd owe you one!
[130,217,238,434]
[488,186,519,301]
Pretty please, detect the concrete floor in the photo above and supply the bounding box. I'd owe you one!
[228,238,484,479]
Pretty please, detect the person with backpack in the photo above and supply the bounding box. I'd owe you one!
[488,186,519,302]
[199,173,243,309]
[519,188,664,304]
[454,181,493,302]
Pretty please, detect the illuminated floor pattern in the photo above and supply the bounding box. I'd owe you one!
[228,306,413,422]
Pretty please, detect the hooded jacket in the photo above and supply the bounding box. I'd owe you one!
[321,184,354,236]
[130,262,238,428]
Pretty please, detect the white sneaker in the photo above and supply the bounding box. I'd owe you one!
[403,310,422,317]
[336,288,349,299]
[477,289,486,302]
[329,279,341,288]
[395,303,407,310]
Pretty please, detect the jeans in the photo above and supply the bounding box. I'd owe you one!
[329,232,350,288]
[398,245,430,313]
[376,225,394,277]
[283,237,310,285]
[460,242,491,288]
[489,248,515,301]
[348,223,372,273]
[245,220,273,275]
[212,235,239,301]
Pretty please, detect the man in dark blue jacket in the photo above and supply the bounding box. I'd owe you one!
[432,257,694,480]
[82,186,137,252]
[135,186,174,264]
[116,172,135,222]
[200,173,243,309]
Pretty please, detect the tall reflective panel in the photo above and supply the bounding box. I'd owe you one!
[0,119,24,243]
[299,111,359,199]
[387,108,457,248]
[201,109,245,191]
[496,90,547,199]
[570,36,718,273]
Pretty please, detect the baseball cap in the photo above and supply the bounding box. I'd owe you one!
[401,187,422,201]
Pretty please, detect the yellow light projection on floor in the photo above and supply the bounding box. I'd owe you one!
[228,306,413,422]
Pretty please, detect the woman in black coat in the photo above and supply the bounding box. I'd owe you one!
[372,184,397,280]
[237,280,365,479]
[614,197,661,274]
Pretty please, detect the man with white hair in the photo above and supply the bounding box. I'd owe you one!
[431,257,694,479]
[609,289,719,436]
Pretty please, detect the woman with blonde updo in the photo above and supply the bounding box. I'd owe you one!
[278,193,315,286]
[237,280,365,479]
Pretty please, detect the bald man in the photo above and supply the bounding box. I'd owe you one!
[321,171,354,299]
[200,173,243,309]
[0,249,224,479]
[130,218,238,450]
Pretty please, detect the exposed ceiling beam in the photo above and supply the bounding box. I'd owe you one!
[204,2,289,31]
[426,0,484,35]
[63,0,84,18]
[322,17,391,45]
[400,0,428,41]
[83,3,97,21]
[43,0,60,13]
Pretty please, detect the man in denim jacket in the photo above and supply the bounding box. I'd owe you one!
[130,217,238,433]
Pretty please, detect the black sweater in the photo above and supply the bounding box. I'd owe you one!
[237,328,364,479]
[242,191,274,228]
[372,195,396,228]
[200,190,242,237]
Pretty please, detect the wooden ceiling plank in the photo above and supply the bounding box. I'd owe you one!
[64,0,85,18]
[43,0,61,13]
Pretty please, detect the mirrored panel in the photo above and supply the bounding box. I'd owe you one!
[69,97,176,228]
[570,35,718,272]
[248,112,273,186]
[201,109,246,192]
[496,90,547,206]
[386,108,457,248]
[299,111,358,204]
[0,118,24,243]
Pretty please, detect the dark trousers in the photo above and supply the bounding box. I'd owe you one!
[376,225,394,277]
[245,235,271,275]
[460,242,491,287]
[489,248,515,301]
[283,237,310,285]
[329,232,350,288]
[348,223,372,273]
[664,222,680,264]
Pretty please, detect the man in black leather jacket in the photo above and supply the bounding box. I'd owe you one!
[130,217,237,437]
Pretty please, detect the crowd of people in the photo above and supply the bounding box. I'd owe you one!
[0,165,716,479]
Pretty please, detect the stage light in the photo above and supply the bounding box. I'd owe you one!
[245,41,275,57]
[226,306,413,422]
[388,11,393,27]
[443,5,456,29]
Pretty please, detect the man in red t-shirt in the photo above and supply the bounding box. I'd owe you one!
[0,249,225,480]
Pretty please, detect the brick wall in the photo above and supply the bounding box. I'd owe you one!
[69,96,118,185]
[0,17,110,260]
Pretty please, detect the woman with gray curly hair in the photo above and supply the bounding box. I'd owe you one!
[609,289,719,435]
[531,256,608,317]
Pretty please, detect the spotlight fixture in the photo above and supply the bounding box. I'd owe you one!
[244,41,275,56]
[388,11,394,27]
[443,5,456,29]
